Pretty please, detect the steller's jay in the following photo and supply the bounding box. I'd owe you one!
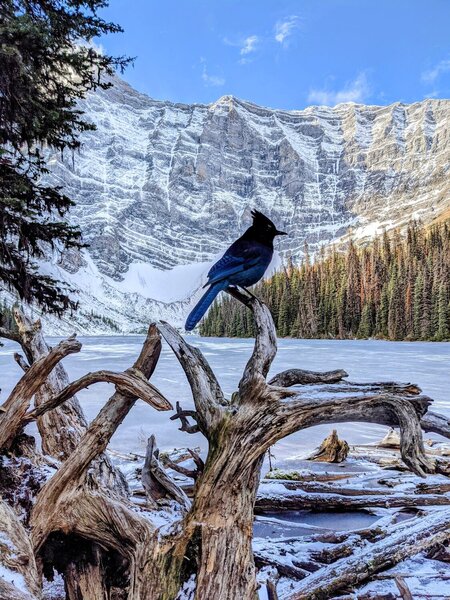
[185,210,287,331]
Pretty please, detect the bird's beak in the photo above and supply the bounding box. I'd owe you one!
[275,230,288,236]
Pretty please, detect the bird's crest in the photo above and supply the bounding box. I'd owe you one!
[251,209,274,227]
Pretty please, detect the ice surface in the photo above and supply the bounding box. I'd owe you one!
[1,337,448,459]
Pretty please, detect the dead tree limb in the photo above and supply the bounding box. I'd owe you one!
[0,337,81,449]
[0,325,21,344]
[158,321,227,434]
[151,293,438,599]
[169,401,200,434]
[421,410,450,440]
[141,435,191,510]
[0,292,439,600]
[256,390,435,477]
[395,576,413,600]
[14,353,30,372]
[24,368,169,423]
[0,498,40,599]
[10,309,88,459]
[30,324,168,554]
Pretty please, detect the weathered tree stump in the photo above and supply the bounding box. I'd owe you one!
[307,429,350,463]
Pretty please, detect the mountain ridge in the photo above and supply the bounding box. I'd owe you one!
[21,77,450,332]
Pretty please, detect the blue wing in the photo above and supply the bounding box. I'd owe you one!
[206,242,261,287]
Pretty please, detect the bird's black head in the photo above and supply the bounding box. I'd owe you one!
[243,209,287,246]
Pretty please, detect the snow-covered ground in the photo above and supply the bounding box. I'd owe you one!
[0,336,448,458]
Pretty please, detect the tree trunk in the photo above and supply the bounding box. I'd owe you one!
[181,447,264,600]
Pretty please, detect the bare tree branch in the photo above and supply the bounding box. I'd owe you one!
[24,368,171,423]
[11,309,88,459]
[31,324,165,552]
[163,447,205,481]
[188,448,205,474]
[421,410,450,440]
[0,337,82,449]
[158,321,226,432]
[170,401,200,434]
[239,297,277,397]
[0,325,21,344]
[239,388,435,477]
[14,352,30,372]
[142,435,191,510]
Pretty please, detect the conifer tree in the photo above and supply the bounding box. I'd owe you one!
[0,0,130,314]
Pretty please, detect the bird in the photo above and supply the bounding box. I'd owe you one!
[185,210,287,331]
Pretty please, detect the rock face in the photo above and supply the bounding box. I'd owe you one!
[41,77,449,332]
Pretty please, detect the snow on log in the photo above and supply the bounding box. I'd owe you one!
[281,508,450,600]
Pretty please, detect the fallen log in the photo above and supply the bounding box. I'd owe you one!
[268,369,348,387]
[421,410,450,440]
[255,486,450,511]
[282,508,450,600]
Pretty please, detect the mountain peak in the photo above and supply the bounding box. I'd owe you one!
[41,80,450,332]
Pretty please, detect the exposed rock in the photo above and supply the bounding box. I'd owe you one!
[33,78,450,332]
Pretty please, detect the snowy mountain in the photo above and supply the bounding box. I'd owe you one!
[39,77,449,333]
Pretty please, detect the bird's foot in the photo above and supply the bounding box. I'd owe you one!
[239,286,259,300]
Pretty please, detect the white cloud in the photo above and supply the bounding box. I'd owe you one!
[274,16,299,45]
[307,72,371,106]
[201,63,225,87]
[240,35,259,56]
[421,59,450,84]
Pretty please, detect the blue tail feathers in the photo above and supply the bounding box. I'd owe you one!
[185,282,227,331]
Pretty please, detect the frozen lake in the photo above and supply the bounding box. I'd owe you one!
[0,336,449,460]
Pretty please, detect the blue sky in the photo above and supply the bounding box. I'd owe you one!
[97,0,450,110]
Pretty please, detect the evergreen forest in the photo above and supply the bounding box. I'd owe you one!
[200,220,450,341]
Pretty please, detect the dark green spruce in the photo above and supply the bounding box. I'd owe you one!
[0,0,130,315]
[200,220,450,341]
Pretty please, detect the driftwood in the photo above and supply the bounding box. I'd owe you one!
[0,296,448,599]
[283,508,450,600]
[0,499,40,599]
[421,410,450,439]
[162,447,205,481]
[377,428,401,448]
[306,429,349,463]
[141,434,191,510]
[30,323,170,552]
[395,576,413,600]
[269,368,348,387]
[256,488,450,510]
[0,337,81,449]
[11,310,87,459]
[0,315,170,599]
